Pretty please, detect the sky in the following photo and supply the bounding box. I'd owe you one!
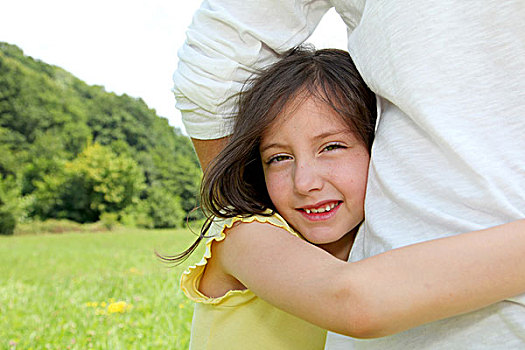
[0,0,347,134]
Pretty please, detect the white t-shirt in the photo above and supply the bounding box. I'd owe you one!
[173,1,525,348]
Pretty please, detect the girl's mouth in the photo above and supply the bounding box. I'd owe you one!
[299,201,341,220]
[303,201,338,214]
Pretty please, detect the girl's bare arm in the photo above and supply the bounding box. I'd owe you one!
[213,219,525,338]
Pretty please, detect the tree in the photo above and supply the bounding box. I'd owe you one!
[1,42,202,227]
[34,143,145,223]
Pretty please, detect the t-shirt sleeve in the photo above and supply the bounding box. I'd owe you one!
[172,0,333,139]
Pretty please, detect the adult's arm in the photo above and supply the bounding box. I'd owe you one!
[173,0,333,165]
[214,219,525,338]
[190,137,229,171]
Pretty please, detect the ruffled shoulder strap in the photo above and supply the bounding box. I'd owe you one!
[180,212,299,304]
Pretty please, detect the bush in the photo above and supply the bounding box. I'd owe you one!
[99,212,119,230]
[0,176,24,235]
[118,186,186,229]
[14,219,107,235]
[119,201,154,229]
[0,211,16,235]
[145,185,186,228]
[31,143,145,223]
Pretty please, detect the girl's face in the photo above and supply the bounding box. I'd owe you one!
[260,96,370,256]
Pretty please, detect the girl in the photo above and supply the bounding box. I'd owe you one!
[173,47,525,349]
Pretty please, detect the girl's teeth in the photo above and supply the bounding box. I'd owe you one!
[305,203,337,214]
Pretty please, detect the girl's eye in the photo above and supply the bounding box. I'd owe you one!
[323,143,346,152]
[267,154,292,164]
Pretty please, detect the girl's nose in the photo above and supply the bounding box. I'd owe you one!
[293,161,323,195]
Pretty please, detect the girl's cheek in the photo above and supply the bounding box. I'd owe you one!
[265,172,289,200]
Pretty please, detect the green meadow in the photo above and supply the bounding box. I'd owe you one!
[0,227,202,349]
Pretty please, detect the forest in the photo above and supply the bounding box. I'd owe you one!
[0,42,202,234]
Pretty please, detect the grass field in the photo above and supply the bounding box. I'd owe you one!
[0,227,203,349]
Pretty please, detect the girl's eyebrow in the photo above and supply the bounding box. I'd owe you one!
[260,141,285,154]
[312,129,350,141]
[307,128,353,145]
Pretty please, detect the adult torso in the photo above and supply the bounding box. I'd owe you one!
[327,1,525,348]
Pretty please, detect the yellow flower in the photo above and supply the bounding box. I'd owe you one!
[107,301,132,314]
[100,302,107,307]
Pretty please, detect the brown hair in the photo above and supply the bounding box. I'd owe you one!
[170,46,376,263]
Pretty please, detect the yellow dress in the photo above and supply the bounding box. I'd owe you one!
[180,213,327,350]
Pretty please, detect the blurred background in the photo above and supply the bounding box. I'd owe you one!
[0,1,346,348]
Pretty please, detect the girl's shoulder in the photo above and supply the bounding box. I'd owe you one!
[180,211,299,304]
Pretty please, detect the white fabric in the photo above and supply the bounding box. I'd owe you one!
[173,0,525,348]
